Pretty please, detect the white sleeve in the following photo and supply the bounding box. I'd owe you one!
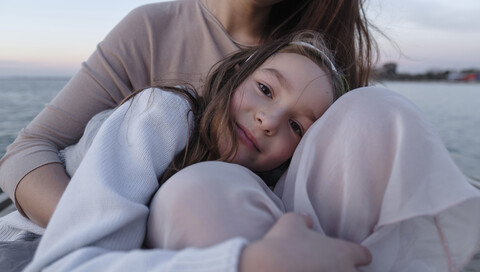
[59,108,114,177]
[25,88,248,272]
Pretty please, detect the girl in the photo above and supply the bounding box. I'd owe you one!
[25,31,373,271]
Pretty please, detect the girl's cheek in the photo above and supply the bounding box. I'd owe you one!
[231,83,251,109]
[280,140,298,160]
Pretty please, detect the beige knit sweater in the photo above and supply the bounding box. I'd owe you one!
[0,0,240,204]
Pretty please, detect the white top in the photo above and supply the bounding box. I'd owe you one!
[25,88,247,271]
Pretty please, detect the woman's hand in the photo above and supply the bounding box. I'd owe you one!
[239,213,371,272]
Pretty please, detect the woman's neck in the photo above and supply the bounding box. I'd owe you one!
[203,0,272,45]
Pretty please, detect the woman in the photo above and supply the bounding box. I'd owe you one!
[23,33,480,270]
[25,31,373,271]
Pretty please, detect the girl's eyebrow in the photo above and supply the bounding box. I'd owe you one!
[262,68,291,90]
[303,108,317,123]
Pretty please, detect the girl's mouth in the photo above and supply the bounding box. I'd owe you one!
[235,123,261,152]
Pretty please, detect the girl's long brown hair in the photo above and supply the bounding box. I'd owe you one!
[155,31,345,184]
[266,0,377,89]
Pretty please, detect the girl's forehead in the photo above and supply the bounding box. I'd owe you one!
[259,53,328,85]
[260,52,324,74]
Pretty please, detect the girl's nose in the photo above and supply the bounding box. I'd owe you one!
[255,111,281,136]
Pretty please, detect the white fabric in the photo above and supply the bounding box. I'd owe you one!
[25,88,247,272]
[275,87,480,271]
[470,178,480,189]
[58,109,114,177]
[0,211,44,241]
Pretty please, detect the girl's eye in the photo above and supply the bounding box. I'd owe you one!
[258,83,272,98]
[289,120,303,136]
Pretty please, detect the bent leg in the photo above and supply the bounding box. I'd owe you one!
[276,87,480,271]
[146,161,284,250]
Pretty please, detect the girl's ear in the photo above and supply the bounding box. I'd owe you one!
[234,63,241,71]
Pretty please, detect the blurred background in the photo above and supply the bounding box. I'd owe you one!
[1,0,479,76]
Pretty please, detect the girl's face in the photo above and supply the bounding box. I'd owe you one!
[223,52,334,172]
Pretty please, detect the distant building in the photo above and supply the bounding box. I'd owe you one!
[446,72,464,81]
[382,62,397,77]
[374,64,479,82]
[447,72,480,82]
[463,73,478,82]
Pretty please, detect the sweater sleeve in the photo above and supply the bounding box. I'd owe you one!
[25,88,247,272]
[0,4,160,205]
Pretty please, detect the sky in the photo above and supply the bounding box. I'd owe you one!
[0,0,479,77]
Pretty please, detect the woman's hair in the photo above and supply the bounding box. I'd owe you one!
[266,0,377,89]
[157,31,344,184]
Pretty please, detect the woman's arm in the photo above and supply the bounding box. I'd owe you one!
[15,164,69,227]
[0,4,159,224]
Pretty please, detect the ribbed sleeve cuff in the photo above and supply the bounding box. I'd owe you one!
[0,211,44,241]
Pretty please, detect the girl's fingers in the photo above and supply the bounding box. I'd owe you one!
[273,212,312,232]
[350,244,372,266]
[298,212,313,229]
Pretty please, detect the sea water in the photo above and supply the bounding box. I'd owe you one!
[0,78,479,179]
[0,77,70,159]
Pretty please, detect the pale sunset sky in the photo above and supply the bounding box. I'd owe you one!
[0,0,479,77]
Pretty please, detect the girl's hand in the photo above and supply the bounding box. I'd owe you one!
[239,213,372,272]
